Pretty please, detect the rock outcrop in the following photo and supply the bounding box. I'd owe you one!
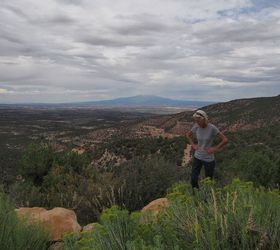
[141,198,168,216]
[15,207,81,241]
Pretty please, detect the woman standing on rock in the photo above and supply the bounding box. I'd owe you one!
[186,110,228,190]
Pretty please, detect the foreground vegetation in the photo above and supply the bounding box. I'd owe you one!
[64,179,280,250]
[0,192,49,250]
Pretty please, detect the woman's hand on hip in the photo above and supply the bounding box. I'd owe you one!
[205,147,217,154]
[192,144,199,150]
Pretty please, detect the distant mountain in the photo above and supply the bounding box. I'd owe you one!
[143,95,280,133]
[77,95,215,108]
[0,95,215,109]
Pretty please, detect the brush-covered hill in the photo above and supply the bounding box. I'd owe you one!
[141,95,280,134]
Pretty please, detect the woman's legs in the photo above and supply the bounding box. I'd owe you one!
[191,157,203,188]
[204,160,215,179]
[191,158,215,190]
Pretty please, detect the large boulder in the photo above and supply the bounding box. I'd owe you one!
[141,198,168,216]
[16,207,47,219]
[15,207,81,241]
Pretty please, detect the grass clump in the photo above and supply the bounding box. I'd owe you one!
[0,192,49,250]
[64,179,280,250]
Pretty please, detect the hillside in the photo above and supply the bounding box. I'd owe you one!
[140,95,280,135]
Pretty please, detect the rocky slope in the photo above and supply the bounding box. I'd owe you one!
[138,95,280,135]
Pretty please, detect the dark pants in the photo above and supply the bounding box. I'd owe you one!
[191,157,215,188]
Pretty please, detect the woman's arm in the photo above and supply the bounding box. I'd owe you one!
[215,132,229,150]
[186,131,199,150]
[205,132,228,153]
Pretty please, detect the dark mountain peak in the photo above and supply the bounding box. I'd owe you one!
[79,95,215,108]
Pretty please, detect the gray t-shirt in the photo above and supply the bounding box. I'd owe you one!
[191,123,220,162]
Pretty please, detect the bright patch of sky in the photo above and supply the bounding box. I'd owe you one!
[0,0,279,103]
[218,0,280,19]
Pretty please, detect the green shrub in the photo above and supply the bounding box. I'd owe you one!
[95,136,187,167]
[162,179,280,249]
[9,181,43,207]
[19,143,56,186]
[65,179,280,250]
[63,206,169,250]
[0,192,49,250]
[215,126,280,187]
[113,155,186,211]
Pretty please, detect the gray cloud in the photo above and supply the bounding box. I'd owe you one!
[36,15,77,25]
[80,35,155,48]
[55,0,85,6]
[112,16,173,36]
[0,0,279,103]
[194,21,280,44]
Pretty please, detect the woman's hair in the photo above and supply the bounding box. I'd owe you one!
[193,110,208,120]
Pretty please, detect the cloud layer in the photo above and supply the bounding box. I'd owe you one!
[0,0,279,103]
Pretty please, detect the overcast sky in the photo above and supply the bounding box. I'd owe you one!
[0,0,280,103]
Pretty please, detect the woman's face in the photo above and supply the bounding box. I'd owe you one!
[194,117,207,127]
